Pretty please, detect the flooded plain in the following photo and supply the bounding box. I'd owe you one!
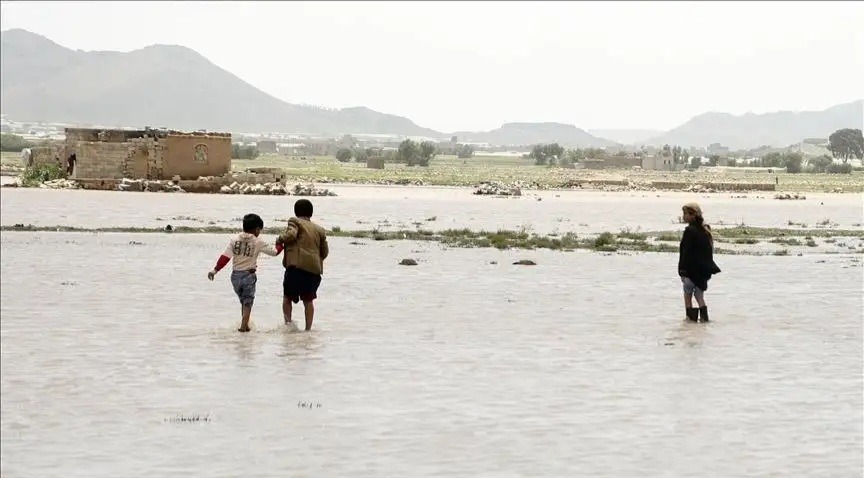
[1,186,863,477]
[0,185,862,234]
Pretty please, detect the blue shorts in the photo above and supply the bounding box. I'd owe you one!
[231,270,257,306]
[681,277,704,298]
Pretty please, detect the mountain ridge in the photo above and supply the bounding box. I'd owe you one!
[1,28,861,149]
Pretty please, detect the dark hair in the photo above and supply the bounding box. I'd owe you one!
[692,215,713,244]
[242,213,264,232]
[294,199,313,218]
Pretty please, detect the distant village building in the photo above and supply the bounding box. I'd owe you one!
[707,143,730,157]
[582,156,643,170]
[58,127,231,180]
[256,140,277,154]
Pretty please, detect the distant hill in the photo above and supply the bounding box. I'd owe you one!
[454,122,618,148]
[1,29,858,150]
[588,129,663,145]
[0,28,441,137]
[642,101,863,150]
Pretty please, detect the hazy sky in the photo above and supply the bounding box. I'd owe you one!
[2,1,862,132]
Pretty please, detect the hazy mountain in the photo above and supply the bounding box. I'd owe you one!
[0,29,441,137]
[588,129,663,145]
[2,29,857,150]
[642,101,863,150]
[454,123,618,148]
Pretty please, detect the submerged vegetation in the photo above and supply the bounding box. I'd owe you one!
[4,223,862,256]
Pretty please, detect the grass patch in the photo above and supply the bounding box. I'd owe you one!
[21,164,66,187]
[4,224,862,256]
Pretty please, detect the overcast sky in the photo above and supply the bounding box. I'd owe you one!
[2,1,862,132]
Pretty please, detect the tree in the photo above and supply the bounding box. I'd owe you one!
[759,152,784,168]
[231,144,259,160]
[661,144,672,157]
[417,141,437,166]
[455,144,475,159]
[808,154,833,173]
[672,145,687,164]
[782,152,803,174]
[396,139,435,167]
[828,128,864,163]
[0,133,32,152]
[529,143,564,166]
[565,148,585,163]
[584,147,606,159]
[335,148,353,162]
[530,144,548,165]
[353,148,369,163]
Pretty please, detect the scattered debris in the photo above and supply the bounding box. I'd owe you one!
[774,192,806,200]
[513,259,537,266]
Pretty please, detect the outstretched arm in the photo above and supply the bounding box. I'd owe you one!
[258,238,284,257]
[277,220,299,246]
[208,240,234,280]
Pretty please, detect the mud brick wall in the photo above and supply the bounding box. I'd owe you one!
[161,134,231,180]
[29,145,65,169]
[126,137,163,179]
[73,141,133,179]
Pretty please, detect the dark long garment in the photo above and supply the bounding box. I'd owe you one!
[678,224,722,291]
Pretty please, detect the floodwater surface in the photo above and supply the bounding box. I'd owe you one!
[1,228,862,477]
[1,185,862,234]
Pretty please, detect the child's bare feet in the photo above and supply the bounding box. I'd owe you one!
[238,325,251,332]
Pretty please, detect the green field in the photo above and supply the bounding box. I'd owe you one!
[4,151,863,193]
[235,153,864,193]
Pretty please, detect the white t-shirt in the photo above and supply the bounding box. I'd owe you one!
[222,232,281,271]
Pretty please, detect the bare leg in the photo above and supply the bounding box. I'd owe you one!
[303,300,315,331]
[282,297,293,325]
[694,292,707,308]
[239,305,252,332]
[683,292,693,309]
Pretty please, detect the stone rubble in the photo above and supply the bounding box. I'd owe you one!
[218,181,337,196]
[774,192,807,200]
[473,181,523,196]
[39,179,81,190]
[117,178,186,193]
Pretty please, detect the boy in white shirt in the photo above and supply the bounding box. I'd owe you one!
[207,214,283,332]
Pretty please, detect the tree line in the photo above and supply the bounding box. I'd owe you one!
[337,139,439,167]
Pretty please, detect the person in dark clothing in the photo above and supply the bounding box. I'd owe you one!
[678,202,721,322]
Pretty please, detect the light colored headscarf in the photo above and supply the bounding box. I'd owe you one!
[682,202,703,218]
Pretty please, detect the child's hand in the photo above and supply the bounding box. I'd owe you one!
[207,270,216,281]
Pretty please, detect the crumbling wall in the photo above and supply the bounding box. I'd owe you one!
[62,128,230,180]
[161,134,231,179]
[29,144,65,169]
[73,141,133,179]
[125,137,163,179]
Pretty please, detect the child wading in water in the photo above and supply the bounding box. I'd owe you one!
[277,199,329,332]
[208,214,283,332]
[678,202,721,322]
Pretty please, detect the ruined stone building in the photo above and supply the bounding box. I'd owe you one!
[61,128,232,180]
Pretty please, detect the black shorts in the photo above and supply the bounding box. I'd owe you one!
[283,267,322,303]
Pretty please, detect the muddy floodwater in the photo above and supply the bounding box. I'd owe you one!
[1,185,862,233]
[1,186,862,477]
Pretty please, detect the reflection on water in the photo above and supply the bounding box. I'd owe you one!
[1,230,861,477]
